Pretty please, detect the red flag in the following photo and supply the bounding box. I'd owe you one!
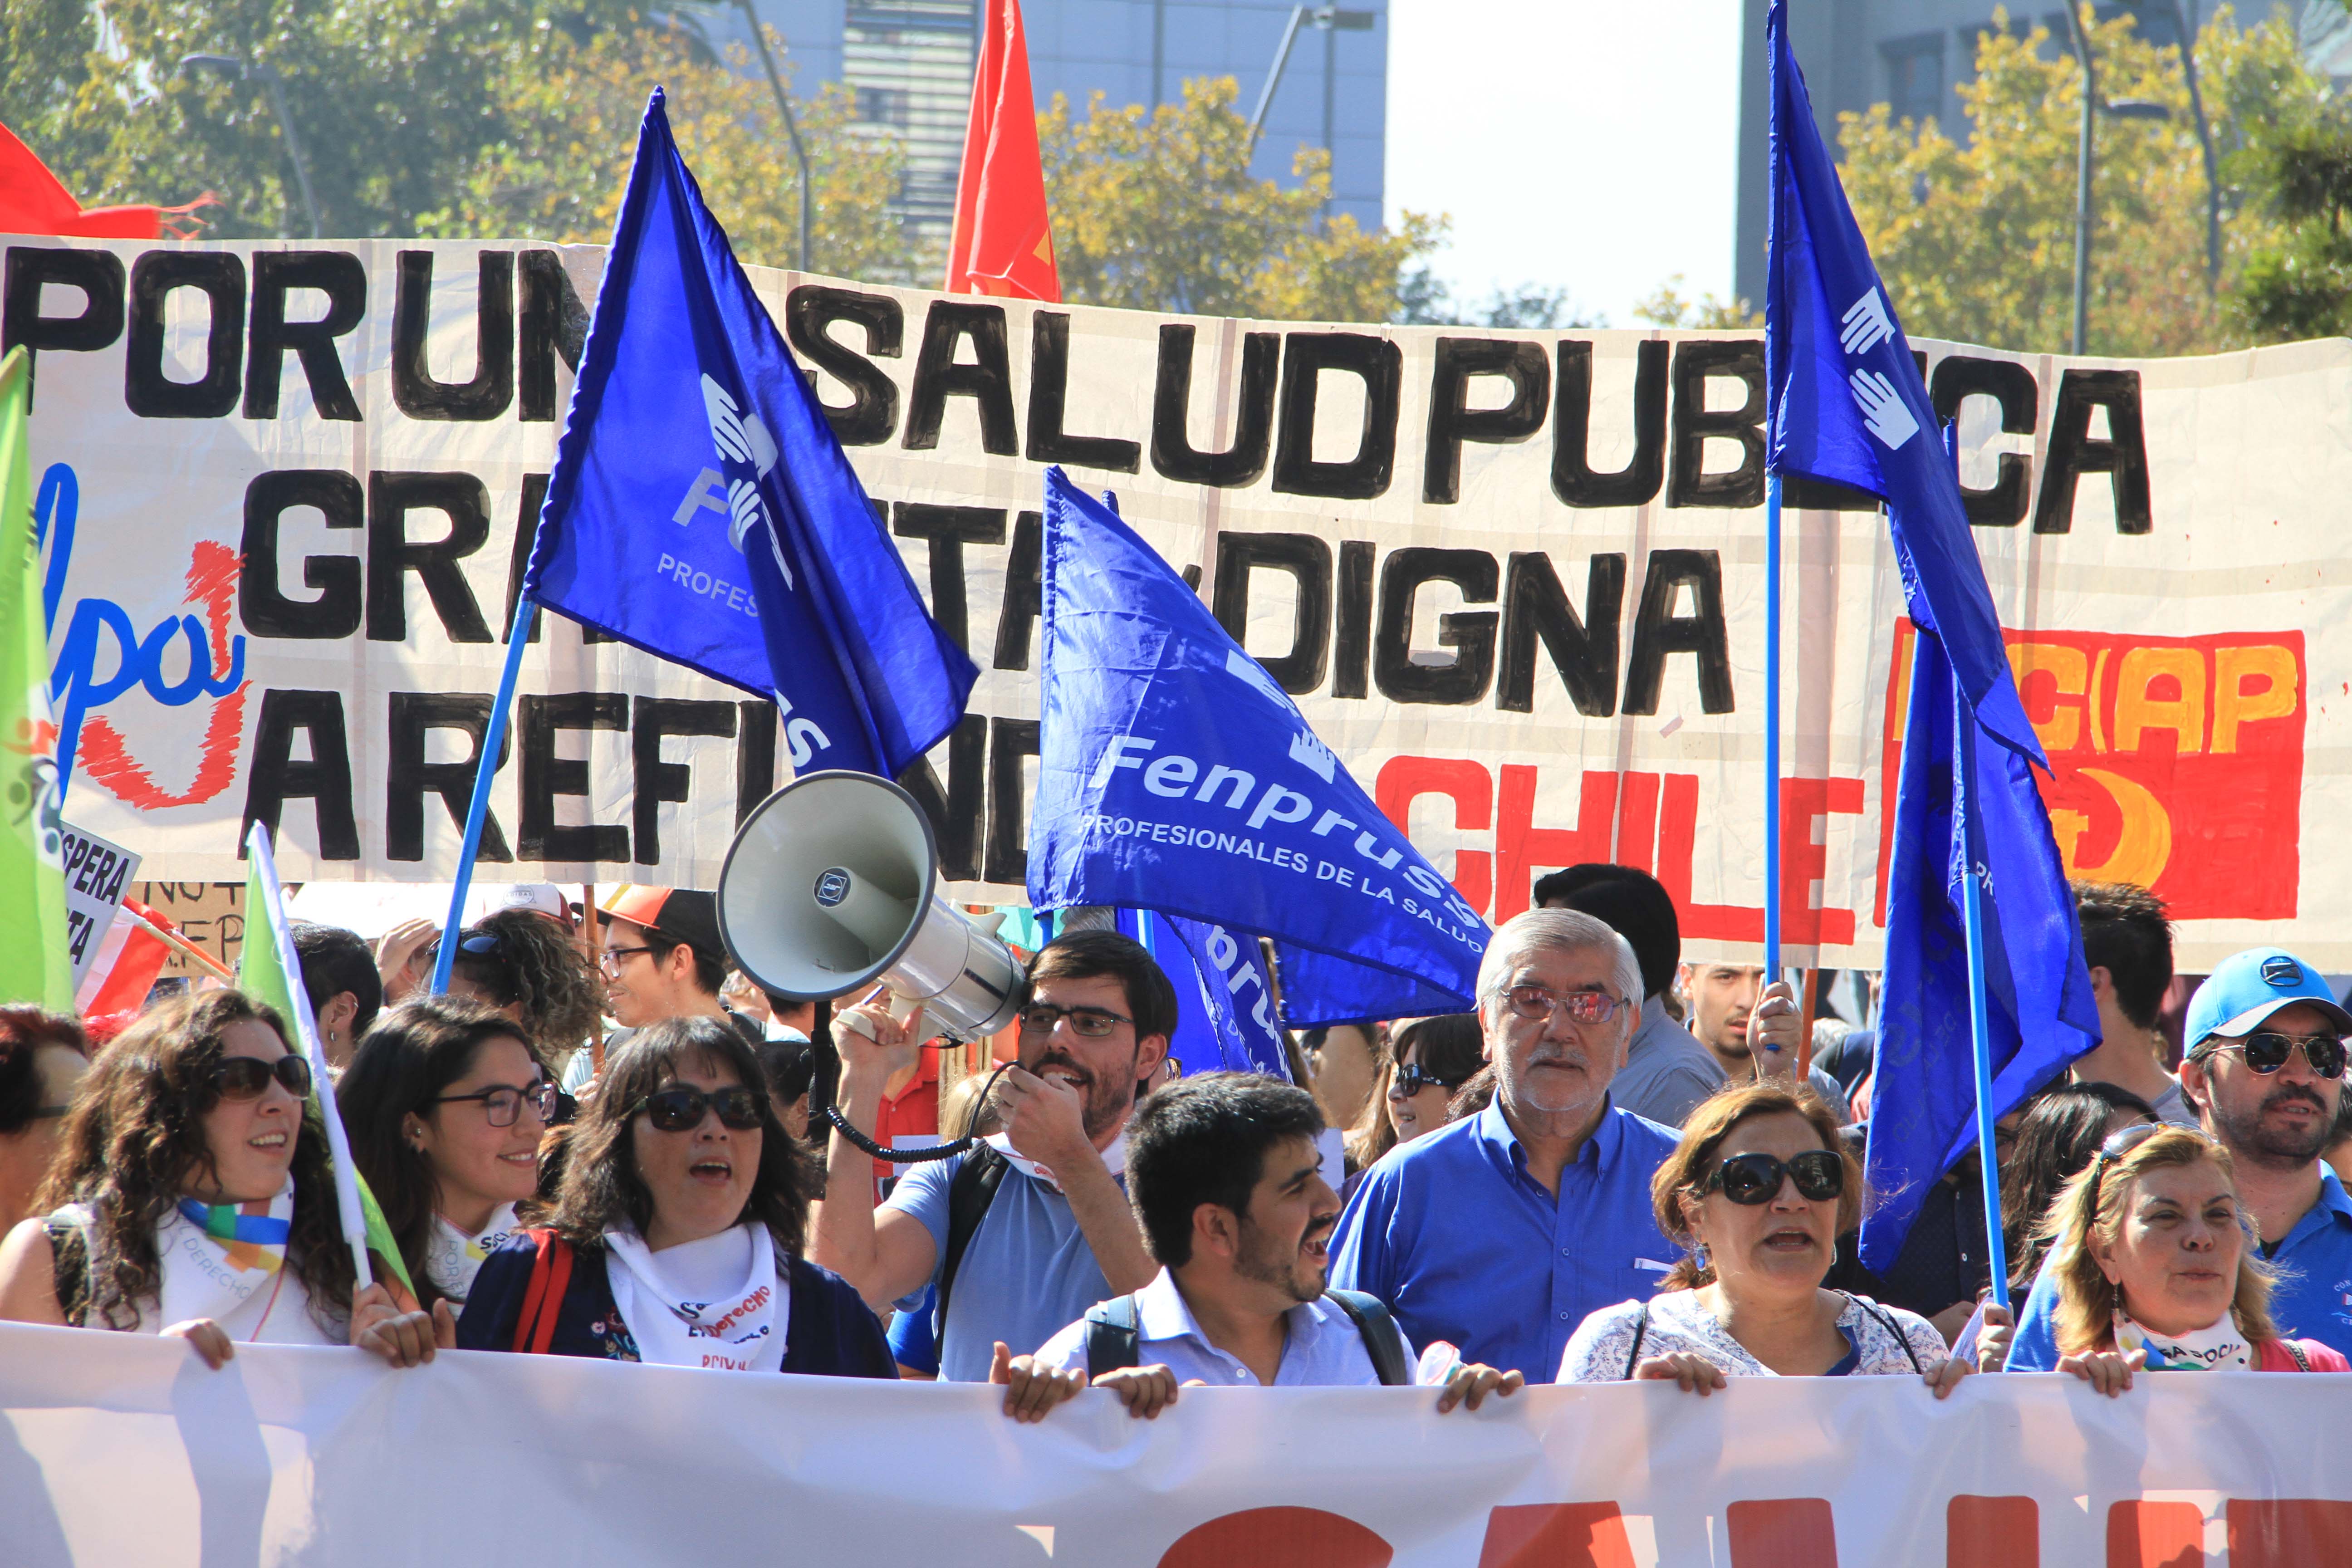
[77,899,178,1039]
[0,121,211,240]
[944,0,1059,302]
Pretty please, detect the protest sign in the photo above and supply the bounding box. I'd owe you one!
[55,821,136,989]
[3,1323,2349,1567]
[12,235,2349,965]
[125,880,244,974]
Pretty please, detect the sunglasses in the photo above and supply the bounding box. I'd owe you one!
[212,1055,313,1102]
[632,1085,764,1133]
[1502,985,1625,1025]
[1018,1003,1133,1039]
[428,1081,561,1128]
[1392,1063,1465,1097]
[1705,1149,1845,1205]
[2195,1031,2349,1081]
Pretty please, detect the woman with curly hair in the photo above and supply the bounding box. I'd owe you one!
[340,998,557,1311]
[456,1015,891,1377]
[0,991,447,1370]
[435,908,607,1068]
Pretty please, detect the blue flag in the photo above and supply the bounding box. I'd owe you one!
[526,91,975,778]
[1030,469,1486,1025]
[1761,1,2097,1268]
[1122,910,1292,1079]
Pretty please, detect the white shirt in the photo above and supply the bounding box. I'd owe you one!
[1034,1267,1421,1387]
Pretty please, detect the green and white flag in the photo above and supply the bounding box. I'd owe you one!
[0,348,71,1009]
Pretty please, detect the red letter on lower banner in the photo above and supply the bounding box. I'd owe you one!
[1946,1496,2036,1568]
[2228,1499,2352,1567]
[1726,1499,1837,1568]
[1155,1509,1392,1568]
[2107,1500,2203,1568]
[1475,1503,1642,1568]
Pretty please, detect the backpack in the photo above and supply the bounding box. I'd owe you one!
[932,1142,1012,1342]
[1081,1288,1413,1386]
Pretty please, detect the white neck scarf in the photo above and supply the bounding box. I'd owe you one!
[425,1203,521,1306]
[603,1224,786,1373]
[2116,1307,2250,1371]
[984,1130,1128,1193]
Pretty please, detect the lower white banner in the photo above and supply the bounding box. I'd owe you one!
[3,1323,2348,1566]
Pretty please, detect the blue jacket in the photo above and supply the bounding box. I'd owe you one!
[456,1228,895,1379]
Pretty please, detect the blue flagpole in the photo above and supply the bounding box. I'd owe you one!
[1763,473,1783,974]
[1955,668,2012,1302]
[430,594,535,995]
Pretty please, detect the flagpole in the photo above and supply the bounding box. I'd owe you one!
[1954,670,2012,1303]
[1763,473,1784,975]
[429,594,534,995]
[245,823,374,1290]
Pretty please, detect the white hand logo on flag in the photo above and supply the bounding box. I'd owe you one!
[1839,289,1896,356]
[699,375,780,554]
[1848,368,1919,451]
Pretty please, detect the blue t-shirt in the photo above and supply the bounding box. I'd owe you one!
[2005,1167,2352,1367]
[1329,1099,1682,1382]
[882,1151,1121,1383]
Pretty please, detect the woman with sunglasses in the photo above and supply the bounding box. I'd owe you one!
[456,1015,892,1377]
[1342,1016,1481,1197]
[2013,1122,2346,1391]
[0,992,446,1369]
[339,998,557,1311]
[1558,1082,1969,1397]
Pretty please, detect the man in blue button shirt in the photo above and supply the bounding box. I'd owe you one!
[2006,946,2352,1367]
[1329,908,1683,1381]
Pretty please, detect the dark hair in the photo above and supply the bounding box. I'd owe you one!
[0,1007,89,1135]
[1392,1014,1483,1083]
[755,1038,816,1106]
[290,922,384,1037]
[338,998,545,1309]
[1342,1034,1398,1174]
[441,908,607,1063]
[1530,865,1679,999]
[545,1017,817,1255]
[1999,1081,2158,1294]
[617,916,727,998]
[1128,1073,1324,1268]
[2074,882,2173,1031]
[36,991,356,1334]
[1446,1065,1498,1122]
[1651,1083,1857,1290]
[1029,930,1179,1045]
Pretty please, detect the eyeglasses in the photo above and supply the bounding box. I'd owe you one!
[1017,1003,1134,1039]
[427,1081,561,1128]
[598,945,657,976]
[632,1085,764,1132]
[1392,1063,1465,1097]
[2193,1031,2349,1081]
[1705,1149,1845,1205]
[1501,985,1625,1026]
[211,1055,313,1102]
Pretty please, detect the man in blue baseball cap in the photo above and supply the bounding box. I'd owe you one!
[2005,947,2352,1367]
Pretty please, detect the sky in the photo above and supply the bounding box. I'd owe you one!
[1382,0,1747,326]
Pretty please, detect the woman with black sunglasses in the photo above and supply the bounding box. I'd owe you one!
[0,992,445,1370]
[1558,1082,1969,1397]
[340,998,558,1312]
[456,1016,892,1376]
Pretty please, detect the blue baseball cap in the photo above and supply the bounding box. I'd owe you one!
[2184,948,2352,1047]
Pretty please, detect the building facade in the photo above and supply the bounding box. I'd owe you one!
[713,0,1388,266]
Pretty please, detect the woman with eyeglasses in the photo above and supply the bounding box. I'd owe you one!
[2010,1122,2347,1390]
[1558,1082,1970,1397]
[456,1015,892,1376]
[339,998,558,1311]
[0,992,446,1370]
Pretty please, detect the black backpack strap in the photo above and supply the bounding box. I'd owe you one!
[1842,1293,1923,1375]
[1082,1294,1142,1380]
[1322,1289,1413,1386]
[934,1143,1010,1341]
[1623,1301,1651,1380]
[43,1216,89,1327]
[2282,1337,2313,1372]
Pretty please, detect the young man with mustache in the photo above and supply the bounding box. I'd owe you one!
[2005,946,2352,1366]
[811,931,1170,1382]
[992,1073,1521,1420]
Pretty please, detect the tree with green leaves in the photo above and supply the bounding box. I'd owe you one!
[2233,107,2352,340]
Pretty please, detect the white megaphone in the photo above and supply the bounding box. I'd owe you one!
[715,771,1028,1042]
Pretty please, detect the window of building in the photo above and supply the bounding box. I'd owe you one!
[1881,32,1946,130]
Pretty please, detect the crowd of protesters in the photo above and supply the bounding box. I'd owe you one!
[1,866,2347,1415]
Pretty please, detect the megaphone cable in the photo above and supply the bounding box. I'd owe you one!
[823,1061,1016,1164]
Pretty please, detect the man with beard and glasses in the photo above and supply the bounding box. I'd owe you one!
[1328,910,1684,1382]
[991,1074,1523,1421]
[810,931,1170,1382]
[2005,946,2352,1367]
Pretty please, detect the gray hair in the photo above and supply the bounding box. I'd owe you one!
[1475,910,1644,1021]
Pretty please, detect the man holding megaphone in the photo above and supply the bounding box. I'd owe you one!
[810,931,1172,1382]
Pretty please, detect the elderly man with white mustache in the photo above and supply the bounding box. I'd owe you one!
[1329,910,1683,1382]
